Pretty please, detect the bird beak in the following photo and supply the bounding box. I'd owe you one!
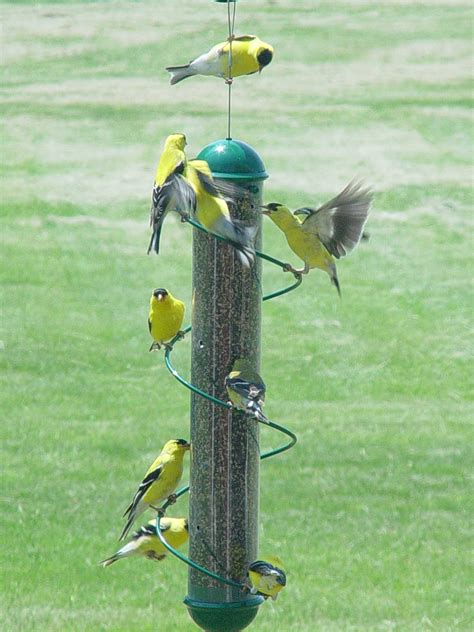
[183,442,191,451]
[260,205,270,216]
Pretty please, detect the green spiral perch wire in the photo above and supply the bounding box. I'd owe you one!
[155,216,301,589]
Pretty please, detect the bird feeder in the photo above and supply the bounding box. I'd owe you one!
[185,139,268,631]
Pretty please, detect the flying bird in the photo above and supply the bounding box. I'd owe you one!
[262,181,373,295]
[148,134,255,266]
[166,35,273,85]
[148,288,185,351]
[100,518,188,567]
[120,439,190,541]
[225,358,268,424]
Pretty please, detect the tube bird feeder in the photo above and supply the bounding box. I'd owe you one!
[185,139,268,631]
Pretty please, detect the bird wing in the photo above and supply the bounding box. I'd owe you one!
[188,160,252,211]
[225,373,265,401]
[151,162,196,219]
[123,463,164,518]
[132,523,157,539]
[188,160,221,198]
[148,318,152,333]
[248,560,287,585]
[296,181,372,259]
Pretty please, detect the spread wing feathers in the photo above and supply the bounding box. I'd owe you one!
[188,160,252,208]
[147,164,196,254]
[296,181,373,259]
[188,160,256,266]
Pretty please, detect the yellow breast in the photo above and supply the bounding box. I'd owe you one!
[286,226,332,272]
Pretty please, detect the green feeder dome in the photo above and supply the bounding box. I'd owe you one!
[196,139,268,181]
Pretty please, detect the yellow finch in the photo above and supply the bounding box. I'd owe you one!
[262,181,373,295]
[120,439,190,540]
[225,358,268,423]
[148,134,255,266]
[148,288,185,351]
[186,159,256,267]
[148,133,194,255]
[166,35,273,85]
[101,517,188,567]
[247,556,287,601]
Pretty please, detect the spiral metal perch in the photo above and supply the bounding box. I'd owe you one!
[155,215,300,609]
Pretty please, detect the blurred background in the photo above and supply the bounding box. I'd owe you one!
[1,1,472,630]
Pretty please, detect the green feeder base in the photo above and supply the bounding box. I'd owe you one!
[185,596,264,632]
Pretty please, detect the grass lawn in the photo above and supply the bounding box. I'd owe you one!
[1,1,472,630]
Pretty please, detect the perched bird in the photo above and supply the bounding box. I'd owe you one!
[262,181,372,295]
[100,518,188,567]
[166,35,273,85]
[148,133,195,255]
[148,134,255,266]
[120,439,190,541]
[225,358,268,424]
[247,556,287,601]
[148,288,185,351]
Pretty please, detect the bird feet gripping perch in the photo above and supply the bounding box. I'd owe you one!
[282,263,305,279]
[166,492,178,506]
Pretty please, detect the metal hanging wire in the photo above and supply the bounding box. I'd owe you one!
[153,0,299,592]
[226,0,237,139]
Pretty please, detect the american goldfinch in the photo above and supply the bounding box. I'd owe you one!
[148,288,185,351]
[101,517,188,567]
[148,134,255,266]
[166,35,273,85]
[247,556,287,601]
[120,439,190,540]
[186,159,256,267]
[225,358,268,423]
[148,133,195,255]
[262,181,373,295]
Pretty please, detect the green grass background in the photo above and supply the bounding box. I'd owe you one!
[1,1,472,630]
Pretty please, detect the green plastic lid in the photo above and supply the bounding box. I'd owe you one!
[196,139,268,181]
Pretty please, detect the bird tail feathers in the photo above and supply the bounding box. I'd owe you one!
[166,64,196,85]
[247,401,270,424]
[147,223,163,255]
[100,540,136,567]
[99,554,120,567]
[119,511,136,541]
[329,264,341,297]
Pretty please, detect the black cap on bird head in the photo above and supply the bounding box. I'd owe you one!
[175,438,191,450]
[153,288,168,301]
[257,47,273,71]
[261,203,282,215]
